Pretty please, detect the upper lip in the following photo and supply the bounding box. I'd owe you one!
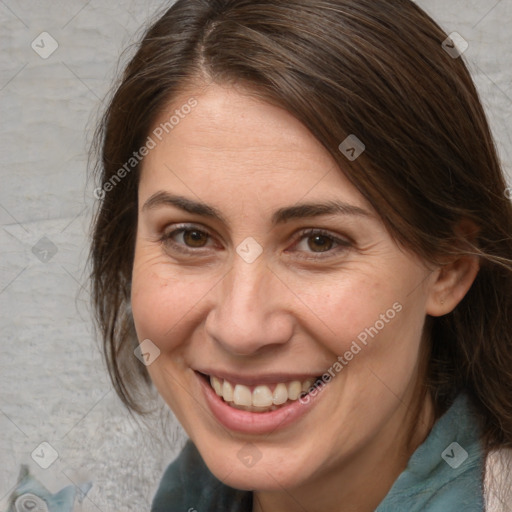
[195,369,321,386]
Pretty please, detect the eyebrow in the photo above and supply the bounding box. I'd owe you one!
[142,191,371,225]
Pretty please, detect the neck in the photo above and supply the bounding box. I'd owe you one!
[252,391,435,512]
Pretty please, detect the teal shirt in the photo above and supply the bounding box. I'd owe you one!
[152,394,484,511]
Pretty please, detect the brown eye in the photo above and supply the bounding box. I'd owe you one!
[160,225,214,253]
[182,229,209,248]
[291,228,351,259]
[307,234,334,252]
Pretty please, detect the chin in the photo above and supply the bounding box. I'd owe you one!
[199,440,314,492]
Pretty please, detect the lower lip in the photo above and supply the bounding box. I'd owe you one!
[196,372,324,435]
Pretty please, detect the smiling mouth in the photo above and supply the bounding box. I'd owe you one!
[198,372,323,413]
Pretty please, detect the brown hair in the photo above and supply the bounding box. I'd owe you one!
[89,0,512,451]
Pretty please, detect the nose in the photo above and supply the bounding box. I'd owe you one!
[204,255,294,356]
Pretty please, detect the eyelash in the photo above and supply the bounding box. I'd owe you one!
[159,223,352,260]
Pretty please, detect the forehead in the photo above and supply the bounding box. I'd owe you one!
[150,83,331,159]
[139,83,372,213]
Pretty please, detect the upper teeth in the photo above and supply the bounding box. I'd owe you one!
[209,376,315,407]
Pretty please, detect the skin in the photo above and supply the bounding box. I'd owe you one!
[131,82,479,512]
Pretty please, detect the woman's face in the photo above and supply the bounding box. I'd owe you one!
[131,83,437,491]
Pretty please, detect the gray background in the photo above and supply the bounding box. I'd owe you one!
[0,1,511,510]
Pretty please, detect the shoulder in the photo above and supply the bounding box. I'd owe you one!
[485,447,512,512]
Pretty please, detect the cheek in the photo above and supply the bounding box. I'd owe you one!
[294,265,426,378]
[130,248,214,349]
[289,272,393,351]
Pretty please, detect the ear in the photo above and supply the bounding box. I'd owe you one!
[426,219,480,317]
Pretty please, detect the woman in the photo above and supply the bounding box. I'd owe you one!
[89,0,512,510]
